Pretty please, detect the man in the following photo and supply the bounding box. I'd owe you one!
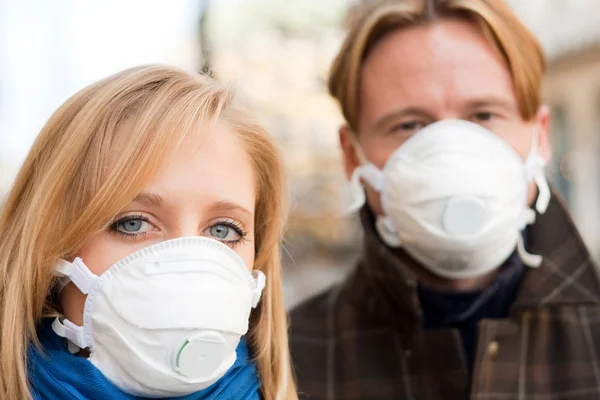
[290,0,600,399]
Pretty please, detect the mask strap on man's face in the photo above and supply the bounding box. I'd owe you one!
[347,128,368,164]
[525,126,551,214]
[346,130,385,214]
[518,125,551,268]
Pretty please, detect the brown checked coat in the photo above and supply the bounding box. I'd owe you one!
[291,193,600,400]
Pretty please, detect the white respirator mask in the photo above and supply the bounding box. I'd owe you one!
[52,236,266,398]
[349,119,550,279]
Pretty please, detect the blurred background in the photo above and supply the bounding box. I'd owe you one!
[1,0,599,308]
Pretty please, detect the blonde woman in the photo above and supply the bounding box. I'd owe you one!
[0,65,297,400]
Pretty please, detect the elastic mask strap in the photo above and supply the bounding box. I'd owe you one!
[517,235,542,268]
[518,127,548,267]
[347,167,367,214]
[524,127,551,214]
[55,257,98,295]
[347,129,368,164]
[375,216,402,247]
[52,257,98,350]
[51,317,91,350]
[348,131,384,191]
[347,164,385,214]
[251,270,266,308]
[534,159,551,214]
[518,208,537,230]
[346,131,386,214]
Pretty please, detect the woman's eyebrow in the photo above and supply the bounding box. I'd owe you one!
[132,192,164,207]
[131,194,252,217]
[208,201,253,217]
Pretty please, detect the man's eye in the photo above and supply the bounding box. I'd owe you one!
[472,112,493,122]
[391,121,424,133]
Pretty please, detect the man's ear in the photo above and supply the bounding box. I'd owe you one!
[535,105,552,163]
[339,125,361,181]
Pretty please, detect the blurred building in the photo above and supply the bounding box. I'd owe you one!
[0,0,598,308]
[207,1,599,306]
[205,0,360,306]
[0,0,204,189]
[204,0,600,306]
[509,0,600,258]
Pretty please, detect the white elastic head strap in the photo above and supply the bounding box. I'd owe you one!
[51,317,90,351]
[347,128,368,164]
[251,270,266,308]
[525,127,551,214]
[55,257,98,294]
[52,257,99,349]
[347,130,386,214]
[517,126,551,268]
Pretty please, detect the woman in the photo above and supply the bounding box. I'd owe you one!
[0,65,297,400]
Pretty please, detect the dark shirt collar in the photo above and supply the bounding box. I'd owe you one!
[418,249,525,326]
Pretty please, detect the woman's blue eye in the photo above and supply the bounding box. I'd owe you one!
[121,219,143,232]
[110,216,153,236]
[209,224,241,241]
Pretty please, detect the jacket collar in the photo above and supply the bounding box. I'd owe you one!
[514,194,600,307]
[344,191,600,330]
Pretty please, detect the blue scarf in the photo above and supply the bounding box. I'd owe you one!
[28,320,261,400]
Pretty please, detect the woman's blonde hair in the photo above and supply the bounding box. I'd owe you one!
[329,0,546,131]
[0,65,297,400]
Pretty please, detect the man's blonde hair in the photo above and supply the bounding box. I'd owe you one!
[329,0,546,130]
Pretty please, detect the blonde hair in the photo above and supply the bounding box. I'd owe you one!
[329,0,546,131]
[0,65,297,400]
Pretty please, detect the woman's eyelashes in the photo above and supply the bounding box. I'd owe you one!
[109,214,155,240]
[108,215,248,247]
[202,220,248,248]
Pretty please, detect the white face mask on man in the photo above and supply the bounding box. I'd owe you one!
[52,236,266,398]
[350,119,551,280]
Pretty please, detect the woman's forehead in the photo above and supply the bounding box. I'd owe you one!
[135,122,256,214]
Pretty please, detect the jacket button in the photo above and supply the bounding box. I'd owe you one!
[487,341,499,357]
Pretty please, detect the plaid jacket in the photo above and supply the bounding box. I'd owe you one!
[290,193,600,399]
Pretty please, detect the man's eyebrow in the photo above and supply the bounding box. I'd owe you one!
[463,96,517,112]
[371,96,517,131]
[131,192,164,207]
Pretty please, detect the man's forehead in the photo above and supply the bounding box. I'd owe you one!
[363,19,507,76]
[358,19,516,118]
